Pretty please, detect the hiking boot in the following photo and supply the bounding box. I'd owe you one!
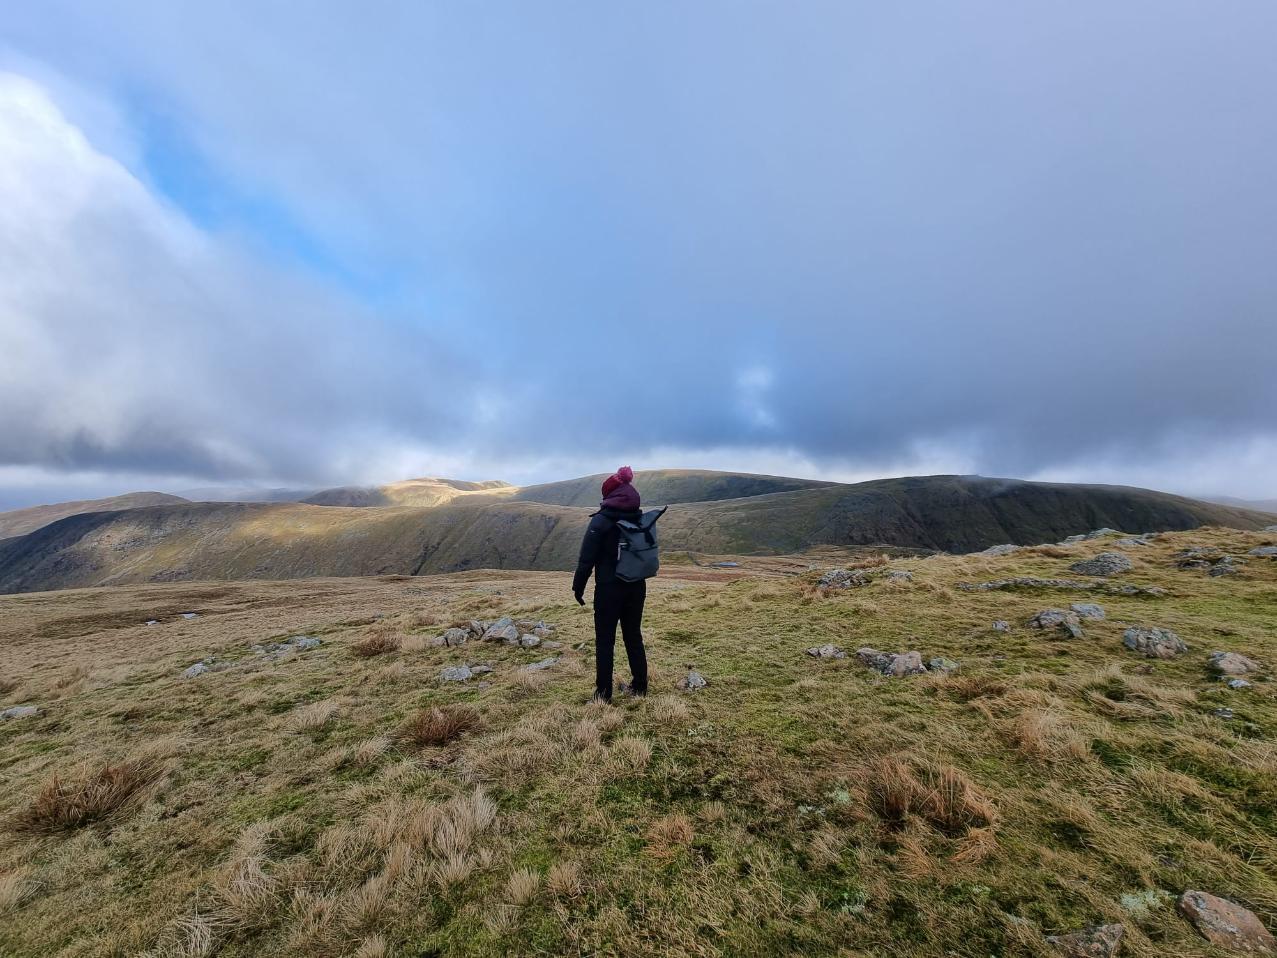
[617,681,647,698]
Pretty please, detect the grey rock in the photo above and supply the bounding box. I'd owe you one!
[182,663,210,679]
[1071,602,1106,620]
[1178,890,1276,953]
[541,640,563,650]
[1,705,38,720]
[1248,545,1277,557]
[1210,557,1243,577]
[434,628,470,647]
[519,634,541,648]
[1028,608,1084,639]
[470,664,494,675]
[1208,651,1260,675]
[710,561,740,568]
[145,619,159,626]
[880,569,914,582]
[1115,536,1153,548]
[1086,528,1121,539]
[523,657,559,671]
[992,620,1011,632]
[1108,584,1167,597]
[856,648,926,677]
[290,635,322,650]
[180,612,199,620]
[468,619,487,636]
[818,568,870,589]
[1227,678,1252,690]
[982,543,1021,556]
[927,656,960,674]
[486,623,520,644]
[677,670,708,690]
[440,665,473,682]
[1122,626,1187,659]
[1212,707,1236,720]
[1062,534,1088,544]
[1069,552,1133,577]
[1044,923,1124,958]
[806,644,846,659]
[1265,525,1277,533]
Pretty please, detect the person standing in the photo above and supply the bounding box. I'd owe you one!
[573,466,649,702]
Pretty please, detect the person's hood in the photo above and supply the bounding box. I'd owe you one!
[600,483,640,511]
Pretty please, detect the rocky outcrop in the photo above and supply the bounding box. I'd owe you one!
[1028,608,1084,639]
[1122,627,1187,658]
[677,670,708,690]
[1177,890,1275,953]
[806,644,846,659]
[1208,651,1259,676]
[1069,553,1132,577]
[856,648,926,676]
[1044,923,1124,957]
[818,569,870,589]
[1070,603,1106,620]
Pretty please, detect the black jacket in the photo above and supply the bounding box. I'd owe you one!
[573,505,643,594]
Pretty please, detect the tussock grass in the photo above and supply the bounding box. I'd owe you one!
[399,704,482,747]
[351,631,400,657]
[3,527,1277,956]
[15,756,164,832]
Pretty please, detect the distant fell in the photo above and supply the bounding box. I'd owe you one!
[509,468,835,506]
[304,477,513,508]
[0,491,188,541]
[0,473,1271,593]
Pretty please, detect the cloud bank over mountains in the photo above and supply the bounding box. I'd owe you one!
[2,2,1276,508]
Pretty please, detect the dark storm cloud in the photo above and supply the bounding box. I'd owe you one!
[2,1,1276,495]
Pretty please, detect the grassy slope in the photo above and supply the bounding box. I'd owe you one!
[0,492,188,541]
[509,469,836,507]
[0,476,1271,594]
[1,528,1276,956]
[303,479,514,508]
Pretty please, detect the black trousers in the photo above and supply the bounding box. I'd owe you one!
[594,579,648,700]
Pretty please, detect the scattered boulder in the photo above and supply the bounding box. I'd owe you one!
[982,543,1021,556]
[856,648,926,677]
[1177,890,1276,954]
[1028,608,1084,639]
[523,657,559,671]
[880,569,914,582]
[145,619,159,626]
[927,656,960,674]
[519,634,541,648]
[470,664,493,675]
[677,671,708,691]
[290,636,322,651]
[252,635,323,657]
[440,665,474,682]
[818,569,871,589]
[1071,602,1106,621]
[1209,651,1260,676]
[436,628,471,647]
[806,644,847,659]
[1,705,38,720]
[1213,707,1236,720]
[1115,535,1154,548]
[960,577,1095,592]
[1044,923,1125,958]
[1069,553,1132,577]
[542,640,563,650]
[1248,546,1277,558]
[1122,627,1187,659]
[180,612,199,620]
[485,621,520,644]
[182,663,210,679]
[1227,678,1252,690]
[992,620,1011,632]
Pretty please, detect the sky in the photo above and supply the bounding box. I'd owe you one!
[1,2,1276,510]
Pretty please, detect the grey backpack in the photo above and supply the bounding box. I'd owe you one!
[615,507,668,582]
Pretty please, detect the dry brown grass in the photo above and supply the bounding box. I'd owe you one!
[351,631,400,657]
[15,756,164,833]
[399,704,482,747]
[546,860,583,898]
[645,812,694,858]
[287,699,339,732]
[505,866,541,906]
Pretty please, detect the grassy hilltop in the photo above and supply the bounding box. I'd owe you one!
[1,526,1275,956]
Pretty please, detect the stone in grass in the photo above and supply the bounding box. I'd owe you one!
[440,665,473,682]
[856,648,926,677]
[1212,707,1236,720]
[992,620,1011,632]
[677,670,708,691]
[1208,651,1260,676]
[1044,923,1124,958]
[1,705,38,720]
[1122,627,1187,659]
[1070,602,1106,620]
[431,628,470,648]
[290,636,322,651]
[482,618,519,643]
[1069,553,1133,577]
[1227,678,1252,690]
[927,657,960,674]
[1248,545,1277,558]
[982,543,1021,556]
[818,569,871,589]
[1210,556,1244,577]
[1178,890,1277,954]
[523,657,559,671]
[880,569,914,582]
[182,662,210,679]
[806,644,846,659]
[1028,608,1084,639]
[145,619,159,626]
[519,634,541,648]
[180,612,199,620]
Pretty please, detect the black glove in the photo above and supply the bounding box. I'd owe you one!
[574,590,585,606]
